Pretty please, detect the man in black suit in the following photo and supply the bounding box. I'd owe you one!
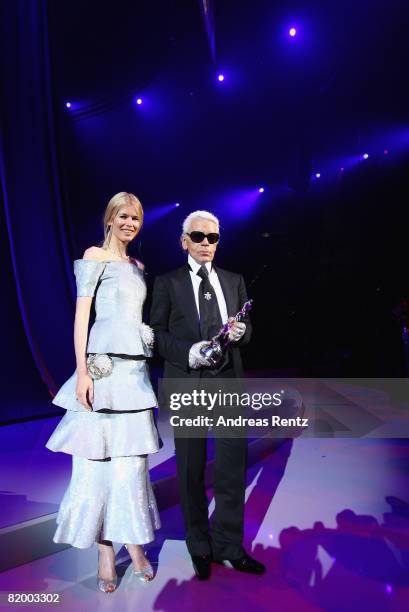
[150,210,265,580]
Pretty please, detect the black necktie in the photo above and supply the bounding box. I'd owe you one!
[197,265,223,340]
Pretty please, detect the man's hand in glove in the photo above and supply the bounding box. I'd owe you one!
[189,341,212,369]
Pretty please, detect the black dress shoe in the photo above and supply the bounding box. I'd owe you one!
[218,552,266,575]
[191,554,212,580]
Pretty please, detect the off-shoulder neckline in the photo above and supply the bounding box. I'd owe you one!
[74,258,143,269]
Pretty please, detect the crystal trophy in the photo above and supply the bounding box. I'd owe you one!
[200,299,253,367]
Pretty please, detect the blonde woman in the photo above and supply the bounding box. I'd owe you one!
[46,192,161,592]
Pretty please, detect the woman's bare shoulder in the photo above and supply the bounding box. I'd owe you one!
[82,246,108,261]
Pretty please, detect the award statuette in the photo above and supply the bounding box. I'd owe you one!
[199,299,253,367]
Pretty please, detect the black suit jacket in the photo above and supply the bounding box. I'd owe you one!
[150,263,252,379]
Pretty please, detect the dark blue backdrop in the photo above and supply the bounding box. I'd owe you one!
[1,0,408,423]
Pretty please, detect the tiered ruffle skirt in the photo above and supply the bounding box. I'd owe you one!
[46,356,161,548]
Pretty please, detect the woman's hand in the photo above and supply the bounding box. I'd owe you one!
[76,373,94,411]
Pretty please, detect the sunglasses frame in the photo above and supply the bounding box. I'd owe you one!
[185,231,220,244]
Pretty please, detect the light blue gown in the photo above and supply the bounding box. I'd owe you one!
[46,259,161,548]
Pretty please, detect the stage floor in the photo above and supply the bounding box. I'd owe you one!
[1,437,408,611]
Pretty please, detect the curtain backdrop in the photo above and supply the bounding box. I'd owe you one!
[0,0,75,419]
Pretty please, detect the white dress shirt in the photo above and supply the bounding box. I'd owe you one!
[188,254,228,325]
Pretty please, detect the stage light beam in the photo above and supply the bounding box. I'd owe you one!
[136,98,143,105]
[217,74,225,82]
[289,27,297,37]
[65,102,72,109]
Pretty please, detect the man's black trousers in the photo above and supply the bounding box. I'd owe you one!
[174,432,248,560]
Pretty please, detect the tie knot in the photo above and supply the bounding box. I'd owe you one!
[197,265,209,280]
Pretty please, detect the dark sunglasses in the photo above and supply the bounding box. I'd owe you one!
[186,231,220,244]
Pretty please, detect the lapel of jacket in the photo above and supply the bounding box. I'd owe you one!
[173,264,201,337]
[214,265,236,317]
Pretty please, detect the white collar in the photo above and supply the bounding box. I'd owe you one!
[188,254,213,275]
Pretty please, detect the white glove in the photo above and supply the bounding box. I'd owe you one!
[189,341,212,369]
[141,323,155,348]
[227,319,246,342]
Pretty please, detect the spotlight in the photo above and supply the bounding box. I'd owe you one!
[217,74,225,82]
[340,167,345,172]
[362,153,369,159]
[258,187,265,193]
[289,27,297,37]
[384,149,389,155]
[315,173,321,179]
[175,202,180,207]
[136,98,143,105]
[65,102,72,108]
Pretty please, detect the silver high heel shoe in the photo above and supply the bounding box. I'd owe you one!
[97,549,117,593]
[124,544,154,582]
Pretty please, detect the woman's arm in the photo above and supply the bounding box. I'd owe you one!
[74,296,93,376]
[74,296,94,411]
[74,248,102,410]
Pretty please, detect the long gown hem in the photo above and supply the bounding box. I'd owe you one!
[52,524,161,549]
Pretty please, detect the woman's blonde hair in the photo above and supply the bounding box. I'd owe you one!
[102,192,144,249]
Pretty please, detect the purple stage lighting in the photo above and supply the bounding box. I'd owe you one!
[65,102,71,108]
[258,187,265,193]
[315,173,321,179]
[384,149,389,155]
[136,98,143,105]
[362,153,369,159]
[144,203,180,224]
[175,202,180,207]
[289,27,297,37]
[217,74,225,82]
